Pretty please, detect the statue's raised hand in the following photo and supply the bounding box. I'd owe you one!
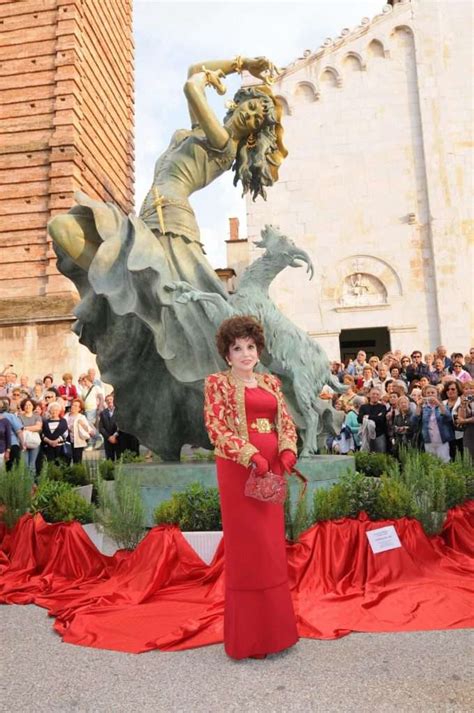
[202,67,227,95]
[244,56,280,85]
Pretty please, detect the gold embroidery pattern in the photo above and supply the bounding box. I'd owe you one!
[203,371,297,466]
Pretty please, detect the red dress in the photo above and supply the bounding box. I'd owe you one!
[216,386,298,659]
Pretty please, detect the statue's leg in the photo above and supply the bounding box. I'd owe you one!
[48,214,100,271]
[293,383,319,456]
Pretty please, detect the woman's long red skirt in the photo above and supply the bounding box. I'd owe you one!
[216,387,298,659]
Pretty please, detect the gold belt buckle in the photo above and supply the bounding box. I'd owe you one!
[251,418,274,433]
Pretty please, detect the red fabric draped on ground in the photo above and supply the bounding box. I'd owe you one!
[1,503,473,654]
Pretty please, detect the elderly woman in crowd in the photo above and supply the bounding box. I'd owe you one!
[340,374,357,408]
[57,372,78,412]
[441,380,464,460]
[392,395,417,456]
[66,398,94,463]
[32,379,45,402]
[424,353,435,375]
[452,362,471,384]
[19,398,43,475]
[414,385,453,463]
[368,355,380,373]
[43,374,55,391]
[341,395,365,452]
[9,387,23,414]
[399,355,411,383]
[42,402,69,463]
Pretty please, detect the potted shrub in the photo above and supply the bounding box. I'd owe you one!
[154,483,222,564]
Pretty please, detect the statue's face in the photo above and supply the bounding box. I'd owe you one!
[228,99,265,139]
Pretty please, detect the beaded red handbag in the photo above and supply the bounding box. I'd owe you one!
[245,467,307,505]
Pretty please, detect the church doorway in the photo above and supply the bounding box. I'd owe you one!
[339,327,391,364]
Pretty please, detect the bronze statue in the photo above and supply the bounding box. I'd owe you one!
[48,57,340,459]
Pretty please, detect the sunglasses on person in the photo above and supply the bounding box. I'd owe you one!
[45,395,55,400]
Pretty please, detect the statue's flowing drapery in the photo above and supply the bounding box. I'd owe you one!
[56,192,228,458]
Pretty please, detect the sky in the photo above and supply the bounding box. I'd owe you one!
[133,0,385,267]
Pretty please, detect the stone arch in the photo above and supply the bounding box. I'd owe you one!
[367,39,385,58]
[329,255,403,307]
[342,52,365,72]
[275,95,291,116]
[391,24,415,50]
[293,81,318,102]
[319,66,341,88]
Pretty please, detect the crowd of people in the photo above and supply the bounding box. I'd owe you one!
[0,344,473,474]
[325,345,474,462]
[0,366,138,477]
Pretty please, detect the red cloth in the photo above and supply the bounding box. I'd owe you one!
[216,386,298,658]
[1,505,473,655]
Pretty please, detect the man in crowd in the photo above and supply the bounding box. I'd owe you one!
[406,351,430,382]
[357,386,388,453]
[346,350,368,378]
[4,371,19,396]
[435,345,453,371]
[98,393,120,461]
[0,374,8,399]
[80,373,104,449]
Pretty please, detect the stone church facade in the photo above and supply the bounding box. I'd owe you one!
[231,0,473,361]
[0,0,134,377]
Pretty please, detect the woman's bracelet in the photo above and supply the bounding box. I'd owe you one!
[232,55,244,74]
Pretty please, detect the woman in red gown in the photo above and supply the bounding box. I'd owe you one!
[204,316,299,659]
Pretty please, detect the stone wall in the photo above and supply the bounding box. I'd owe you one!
[241,0,473,358]
[0,0,134,377]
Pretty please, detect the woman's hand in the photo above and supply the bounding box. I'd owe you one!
[243,56,279,84]
[251,453,269,477]
[279,449,297,474]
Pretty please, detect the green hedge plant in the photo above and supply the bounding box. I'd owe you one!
[154,483,222,531]
[47,489,94,524]
[95,467,146,550]
[354,451,397,478]
[0,461,34,529]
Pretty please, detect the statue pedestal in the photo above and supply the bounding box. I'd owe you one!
[122,455,355,527]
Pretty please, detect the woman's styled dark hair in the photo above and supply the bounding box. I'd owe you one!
[225,86,287,201]
[216,315,265,360]
[20,397,37,411]
[441,380,463,399]
[70,398,85,412]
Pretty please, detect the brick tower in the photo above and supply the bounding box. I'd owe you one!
[0,0,134,378]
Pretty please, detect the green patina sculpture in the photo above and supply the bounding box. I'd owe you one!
[48,57,342,459]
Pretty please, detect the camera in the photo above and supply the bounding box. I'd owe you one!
[467,395,474,403]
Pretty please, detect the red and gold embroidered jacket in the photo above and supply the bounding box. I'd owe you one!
[204,370,298,467]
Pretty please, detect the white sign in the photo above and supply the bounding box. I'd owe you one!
[366,525,402,554]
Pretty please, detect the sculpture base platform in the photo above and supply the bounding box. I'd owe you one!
[122,455,355,527]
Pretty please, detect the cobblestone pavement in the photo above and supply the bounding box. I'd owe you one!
[1,605,473,712]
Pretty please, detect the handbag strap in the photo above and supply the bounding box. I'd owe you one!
[289,466,308,500]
